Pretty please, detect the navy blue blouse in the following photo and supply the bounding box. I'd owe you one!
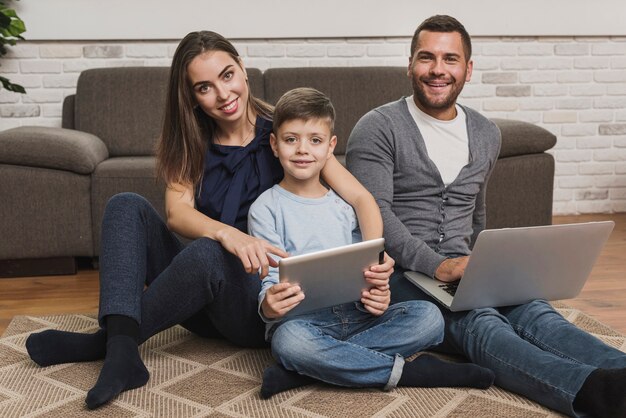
[195,117,284,233]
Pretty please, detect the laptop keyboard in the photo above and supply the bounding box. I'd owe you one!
[438,281,460,297]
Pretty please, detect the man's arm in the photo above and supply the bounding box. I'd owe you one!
[346,111,446,278]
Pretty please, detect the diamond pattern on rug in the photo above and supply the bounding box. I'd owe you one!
[571,312,624,337]
[160,335,242,366]
[0,306,624,418]
[215,348,274,379]
[290,386,398,417]
[0,344,26,368]
[384,387,462,418]
[218,390,312,418]
[446,393,551,418]
[161,367,259,407]
[33,397,136,418]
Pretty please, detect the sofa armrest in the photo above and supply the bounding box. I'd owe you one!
[491,119,557,158]
[0,126,109,175]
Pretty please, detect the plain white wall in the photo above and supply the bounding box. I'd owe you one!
[15,0,626,40]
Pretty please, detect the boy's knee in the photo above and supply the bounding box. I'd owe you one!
[271,321,316,362]
[400,301,443,326]
[411,301,445,345]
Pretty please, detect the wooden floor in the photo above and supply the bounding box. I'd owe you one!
[1,213,625,335]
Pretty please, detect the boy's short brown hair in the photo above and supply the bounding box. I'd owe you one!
[273,87,336,133]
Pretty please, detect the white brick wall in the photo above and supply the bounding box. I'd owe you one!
[1,36,626,215]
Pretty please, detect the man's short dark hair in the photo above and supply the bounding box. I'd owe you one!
[410,15,472,60]
[273,87,336,133]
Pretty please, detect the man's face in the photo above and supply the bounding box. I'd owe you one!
[408,30,473,120]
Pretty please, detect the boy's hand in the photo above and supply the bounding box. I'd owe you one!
[361,285,390,316]
[364,252,394,288]
[261,282,305,319]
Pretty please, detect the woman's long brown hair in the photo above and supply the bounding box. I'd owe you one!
[156,31,273,188]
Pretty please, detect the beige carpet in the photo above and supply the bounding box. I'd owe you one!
[1,303,625,418]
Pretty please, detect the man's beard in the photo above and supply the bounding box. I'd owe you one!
[411,75,465,112]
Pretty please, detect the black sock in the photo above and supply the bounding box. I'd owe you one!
[105,314,140,341]
[398,354,494,389]
[573,368,626,418]
[26,328,107,367]
[260,364,315,399]
[85,335,149,410]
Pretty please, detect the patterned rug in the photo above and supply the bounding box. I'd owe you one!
[1,303,625,418]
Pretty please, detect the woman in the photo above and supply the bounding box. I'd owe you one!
[25,31,394,409]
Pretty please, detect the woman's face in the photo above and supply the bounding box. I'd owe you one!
[187,50,249,125]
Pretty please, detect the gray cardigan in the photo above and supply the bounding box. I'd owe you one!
[346,99,501,277]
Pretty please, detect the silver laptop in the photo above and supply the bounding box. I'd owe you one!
[403,221,614,312]
[279,238,385,317]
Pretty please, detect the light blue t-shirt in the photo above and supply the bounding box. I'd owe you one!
[247,184,361,332]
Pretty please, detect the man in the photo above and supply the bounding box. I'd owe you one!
[346,14,626,418]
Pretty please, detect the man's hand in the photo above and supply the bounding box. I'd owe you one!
[435,256,469,282]
[261,282,304,319]
[361,285,390,316]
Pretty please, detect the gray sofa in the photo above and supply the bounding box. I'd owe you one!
[0,66,556,276]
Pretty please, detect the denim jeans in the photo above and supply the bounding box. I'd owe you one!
[270,300,444,389]
[98,192,267,347]
[390,269,626,417]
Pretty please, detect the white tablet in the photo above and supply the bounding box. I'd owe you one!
[279,238,385,317]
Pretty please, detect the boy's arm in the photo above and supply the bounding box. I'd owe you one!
[248,196,304,321]
[248,198,283,322]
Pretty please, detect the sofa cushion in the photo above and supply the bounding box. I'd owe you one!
[0,164,93,258]
[486,153,555,229]
[264,67,412,155]
[75,67,170,157]
[72,67,265,158]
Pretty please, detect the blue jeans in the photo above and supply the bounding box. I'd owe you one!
[270,300,444,389]
[98,193,267,347]
[390,269,626,417]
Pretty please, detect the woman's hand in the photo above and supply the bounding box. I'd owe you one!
[361,285,390,316]
[262,283,305,319]
[216,226,288,278]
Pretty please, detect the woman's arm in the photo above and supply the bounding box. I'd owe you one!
[321,156,395,295]
[165,182,287,278]
[321,155,383,241]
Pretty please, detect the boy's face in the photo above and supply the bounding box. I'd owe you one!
[271,117,337,183]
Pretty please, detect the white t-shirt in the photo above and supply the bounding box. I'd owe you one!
[405,96,469,186]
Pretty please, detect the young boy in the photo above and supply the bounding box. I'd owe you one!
[248,88,495,399]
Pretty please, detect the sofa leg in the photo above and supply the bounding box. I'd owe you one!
[0,257,77,278]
